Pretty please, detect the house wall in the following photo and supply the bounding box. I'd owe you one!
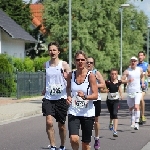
[0,29,25,59]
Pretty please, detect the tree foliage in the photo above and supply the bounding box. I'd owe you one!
[43,0,148,74]
[0,0,31,32]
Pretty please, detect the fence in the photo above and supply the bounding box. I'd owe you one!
[0,72,45,99]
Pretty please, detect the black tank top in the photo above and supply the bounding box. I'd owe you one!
[105,80,122,93]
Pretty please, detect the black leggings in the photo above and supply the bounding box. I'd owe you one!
[106,99,119,119]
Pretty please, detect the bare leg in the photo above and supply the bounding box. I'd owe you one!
[58,122,67,146]
[46,115,55,146]
[70,135,79,150]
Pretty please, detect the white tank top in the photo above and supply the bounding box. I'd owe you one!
[68,71,95,117]
[126,67,141,93]
[44,60,67,100]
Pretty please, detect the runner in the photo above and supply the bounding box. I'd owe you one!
[66,50,98,150]
[87,56,105,149]
[42,41,70,150]
[122,56,144,130]
[137,51,149,124]
[105,68,123,137]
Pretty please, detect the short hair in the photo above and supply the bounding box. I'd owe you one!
[74,50,87,59]
[48,41,60,51]
[87,56,96,65]
[138,51,145,56]
[110,68,118,73]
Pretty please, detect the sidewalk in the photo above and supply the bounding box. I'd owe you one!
[0,93,126,124]
[0,90,148,124]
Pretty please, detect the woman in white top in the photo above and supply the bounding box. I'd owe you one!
[66,50,98,150]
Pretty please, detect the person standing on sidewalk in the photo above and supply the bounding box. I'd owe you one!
[42,41,70,150]
[122,56,144,130]
[86,56,105,149]
[66,50,98,150]
[105,68,123,137]
[137,51,149,124]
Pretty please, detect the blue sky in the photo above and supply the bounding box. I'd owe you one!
[129,0,150,20]
[24,0,150,20]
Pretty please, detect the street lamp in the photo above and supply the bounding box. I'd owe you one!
[147,25,150,64]
[69,0,72,70]
[120,4,130,76]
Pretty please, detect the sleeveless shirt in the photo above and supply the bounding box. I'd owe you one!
[44,60,67,100]
[68,71,95,117]
[126,67,141,93]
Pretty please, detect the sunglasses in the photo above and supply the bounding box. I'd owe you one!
[87,62,93,64]
[76,59,85,62]
[131,60,137,62]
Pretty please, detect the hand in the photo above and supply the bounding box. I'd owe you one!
[66,96,72,105]
[141,83,145,88]
[120,95,123,100]
[42,89,46,95]
[63,71,68,79]
[77,91,85,98]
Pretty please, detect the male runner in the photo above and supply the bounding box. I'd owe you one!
[42,41,70,150]
[87,56,105,149]
[122,56,144,130]
[137,51,149,124]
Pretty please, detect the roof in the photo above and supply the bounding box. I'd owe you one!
[0,9,37,43]
[30,4,46,34]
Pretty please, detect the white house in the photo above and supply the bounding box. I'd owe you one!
[0,10,37,59]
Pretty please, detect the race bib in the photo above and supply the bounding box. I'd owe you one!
[128,93,135,98]
[72,96,88,108]
[108,92,119,100]
[49,84,62,95]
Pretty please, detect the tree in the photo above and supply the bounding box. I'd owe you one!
[43,0,148,74]
[0,0,31,32]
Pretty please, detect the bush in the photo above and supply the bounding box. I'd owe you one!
[34,56,49,72]
[12,57,24,72]
[0,54,15,97]
[23,57,34,72]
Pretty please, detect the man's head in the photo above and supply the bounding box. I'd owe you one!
[130,56,138,68]
[48,41,60,59]
[110,68,118,80]
[138,51,146,63]
[86,56,95,71]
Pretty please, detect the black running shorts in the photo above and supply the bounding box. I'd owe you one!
[42,98,68,124]
[68,114,95,143]
[93,100,101,117]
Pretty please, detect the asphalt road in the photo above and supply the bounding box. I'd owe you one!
[1,97,150,150]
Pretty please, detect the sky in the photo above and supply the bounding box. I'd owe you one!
[23,0,150,20]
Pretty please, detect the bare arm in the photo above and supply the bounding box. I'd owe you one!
[66,72,72,97]
[121,70,129,83]
[118,85,123,99]
[147,65,150,77]
[62,61,71,79]
[86,73,98,100]
[140,68,144,85]
[96,71,105,88]
[62,61,71,73]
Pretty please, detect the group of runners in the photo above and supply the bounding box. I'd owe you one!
[42,41,150,150]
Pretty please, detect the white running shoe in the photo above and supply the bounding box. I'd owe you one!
[134,123,139,130]
[131,123,135,128]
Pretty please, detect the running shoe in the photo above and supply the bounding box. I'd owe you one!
[142,116,146,123]
[113,131,118,137]
[94,138,100,149]
[59,146,65,150]
[109,123,114,131]
[49,146,56,150]
[134,123,139,130]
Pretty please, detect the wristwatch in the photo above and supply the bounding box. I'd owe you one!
[83,94,87,100]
